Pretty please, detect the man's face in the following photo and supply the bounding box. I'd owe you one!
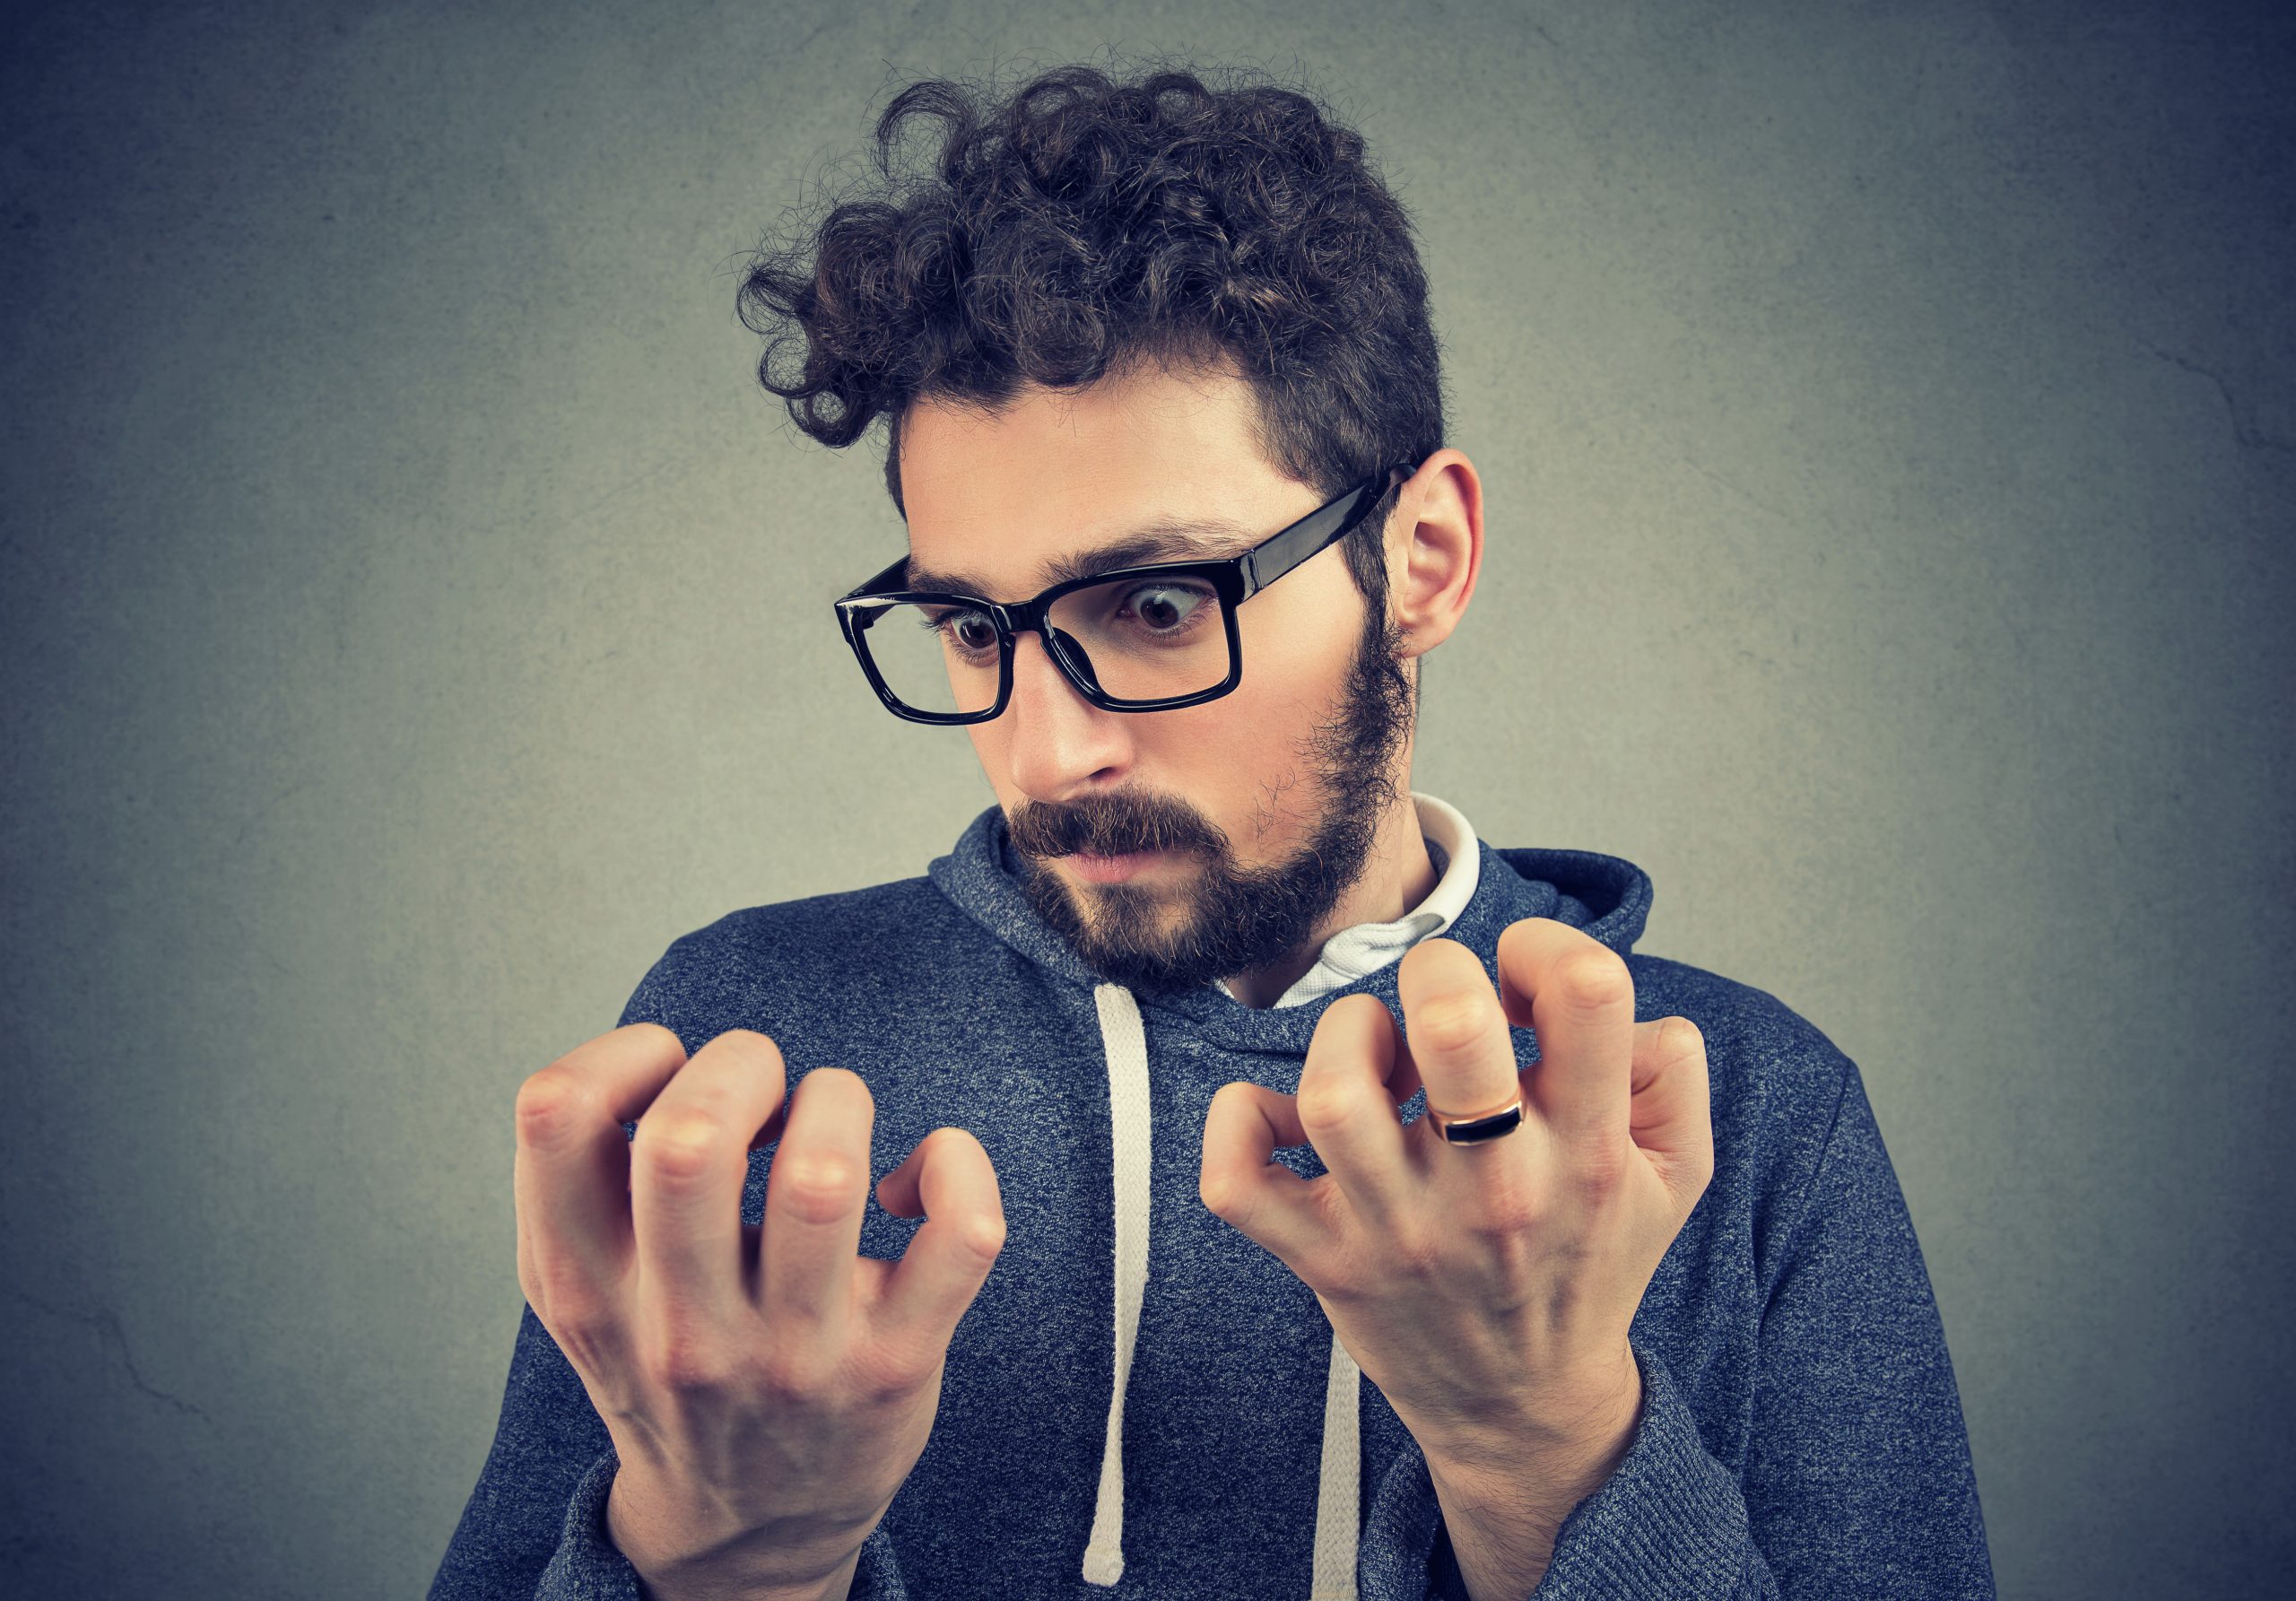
[896,361,1415,996]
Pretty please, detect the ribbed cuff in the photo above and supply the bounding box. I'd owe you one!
[1351,1432,1434,1599]
[537,1449,641,1601]
[540,1448,909,1601]
[1526,1342,1769,1597]
[849,1522,909,1601]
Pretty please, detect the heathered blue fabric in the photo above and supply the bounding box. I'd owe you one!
[430,805,1996,1599]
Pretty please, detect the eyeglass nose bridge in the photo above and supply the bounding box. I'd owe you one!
[991,596,1107,704]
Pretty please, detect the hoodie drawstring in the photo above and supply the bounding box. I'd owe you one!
[1311,1327,1362,1600]
[1083,983,1360,1599]
[1083,983,1153,1586]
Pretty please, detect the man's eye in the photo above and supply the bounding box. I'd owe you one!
[1120,583,1211,633]
[920,608,998,652]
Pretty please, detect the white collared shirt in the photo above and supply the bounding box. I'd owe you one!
[1216,790,1482,1009]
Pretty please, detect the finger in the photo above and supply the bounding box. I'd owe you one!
[628,1029,791,1324]
[758,1066,879,1333]
[1199,1080,1326,1272]
[1396,937,1525,1136]
[1496,919,1636,1164]
[1294,994,1415,1229]
[1631,1017,1717,1205]
[514,1022,694,1317]
[874,1127,1008,1351]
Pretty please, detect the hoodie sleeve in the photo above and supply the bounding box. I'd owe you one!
[423,1300,638,1600]
[1360,1055,1996,1599]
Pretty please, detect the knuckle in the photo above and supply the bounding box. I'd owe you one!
[1387,1225,1444,1282]
[756,1347,838,1405]
[535,1276,610,1332]
[858,1332,936,1405]
[551,1310,622,1379]
[1411,993,1492,1056]
[1295,1083,1356,1135]
[959,1208,1008,1263]
[1198,1173,1239,1219]
[1661,1016,1707,1061]
[514,1069,596,1144]
[777,1153,865,1222]
[846,1342,925,1407]
[1467,1170,1544,1237]
[1298,1246,1361,1305]
[648,1333,733,1394]
[635,1109,725,1186]
[1480,1194,1540,1239]
[1560,950,1633,1012]
[1570,1137,1631,1199]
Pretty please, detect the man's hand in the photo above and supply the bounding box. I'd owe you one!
[514,1025,1006,1601]
[1198,921,1713,1589]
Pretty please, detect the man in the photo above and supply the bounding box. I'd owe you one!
[430,64,1994,1601]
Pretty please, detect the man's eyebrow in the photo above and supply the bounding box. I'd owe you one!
[902,518,1257,599]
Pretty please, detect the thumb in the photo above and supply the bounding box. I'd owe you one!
[874,1138,929,1217]
[1630,1017,1715,1206]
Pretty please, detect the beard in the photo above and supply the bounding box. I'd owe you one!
[1006,597,1418,999]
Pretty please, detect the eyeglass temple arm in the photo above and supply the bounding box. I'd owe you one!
[1239,466,1405,601]
[839,554,915,615]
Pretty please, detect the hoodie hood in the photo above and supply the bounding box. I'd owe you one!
[926,801,1656,1597]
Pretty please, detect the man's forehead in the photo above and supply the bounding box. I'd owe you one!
[894,362,1285,597]
[900,510,1260,601]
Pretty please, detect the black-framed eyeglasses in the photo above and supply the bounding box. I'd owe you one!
[831,463,1413,725]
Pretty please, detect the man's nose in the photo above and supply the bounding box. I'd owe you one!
[1001,629,1134,799]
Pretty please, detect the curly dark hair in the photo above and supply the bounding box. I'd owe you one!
[735,60,1447,610]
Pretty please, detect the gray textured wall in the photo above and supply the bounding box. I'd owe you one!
[3,1,2289,1597]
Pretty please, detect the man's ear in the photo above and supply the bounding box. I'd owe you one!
[1384,451,1483,660]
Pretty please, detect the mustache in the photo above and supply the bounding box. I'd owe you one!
[1006,791,1224,859]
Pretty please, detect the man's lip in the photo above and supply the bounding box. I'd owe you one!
[1067,848,1165,884]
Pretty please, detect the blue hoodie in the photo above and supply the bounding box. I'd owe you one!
[430,801,1995,1599]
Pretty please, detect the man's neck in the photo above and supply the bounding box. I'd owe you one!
[1221,796,1440,1009]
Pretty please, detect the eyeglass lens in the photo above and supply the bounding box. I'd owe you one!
[859,573,1233,716]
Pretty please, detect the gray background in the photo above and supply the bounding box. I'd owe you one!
[3,0,2289,1596]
